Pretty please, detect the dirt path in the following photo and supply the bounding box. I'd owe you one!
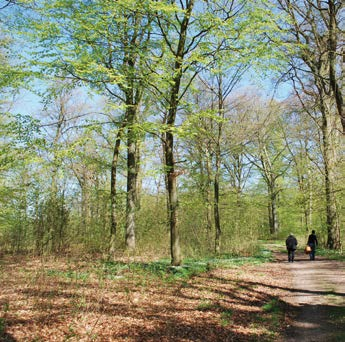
[276,249,345,342]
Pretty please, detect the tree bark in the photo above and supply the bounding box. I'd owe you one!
[268,184,279,235]
[163,0,194,266]
[205,147,213,231]
[277,0,342,247]
[328,1,344,133]
[126,116,137,251]
[321,106,341,249]
[214,148,221,254]
[109,128,123,256]
[214,76,223,254]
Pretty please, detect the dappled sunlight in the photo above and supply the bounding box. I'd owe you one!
[1,254,291,341]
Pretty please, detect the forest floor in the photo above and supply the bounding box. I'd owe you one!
[0,245,345,341]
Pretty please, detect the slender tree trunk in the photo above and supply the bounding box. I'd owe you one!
[267,181,279,235]
[268,200,273,234]
[49,112,63,254]
[109,128,123,255]
[135,141,142,210]
[34,191,44,255]
[164,86,183,265]
[205,148,213,231]
[214,148,221,254]
[214,77,223,254]
[126,121,137,251]
[165,127,181,265]
[81,184,91,237]
[342,47,345,132]
[271,191,279,234]
[162,132,170,230]
[308,186,313,231]
[167,164,181,266]
[306,170,313,232]
[163,0,194,266]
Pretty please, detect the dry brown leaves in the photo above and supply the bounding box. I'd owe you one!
[0,254,293,342]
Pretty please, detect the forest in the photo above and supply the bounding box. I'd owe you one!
[0,0,344,266]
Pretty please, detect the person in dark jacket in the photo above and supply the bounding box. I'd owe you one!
[286,233,298,262]
[307,230,318,260]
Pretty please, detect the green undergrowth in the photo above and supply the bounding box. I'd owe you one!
[316,248,345,261]
[98,246,273,282]
[43,246,273,284]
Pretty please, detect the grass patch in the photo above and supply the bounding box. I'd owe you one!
[220,309,233,326]
[196,246,273,269]
[196,299,216,311]
[37,246,273,287]
[262,298,281,313]
[0,317,6,335]
[99,248,272,283]
[316,248,345,261]
[261,298,284,331]
[46,269,90,281]
[99,259,210,282]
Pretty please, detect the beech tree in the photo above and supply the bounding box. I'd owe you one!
[153,0,249,264]
[244,96,291,235]
[276,0,343,248]
[151,0,288,263]
[281,100,320,232]
[18,0,156,254]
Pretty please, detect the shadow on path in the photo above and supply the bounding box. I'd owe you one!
[0,332,17,342]
[281,303,345,342]
[272,249,345,342]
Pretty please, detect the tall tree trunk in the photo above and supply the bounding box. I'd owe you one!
[328,0,345,133]
[165,97,182,266]
[205,148,213,232]
[276,0,343,246]
[270,189,279,235]
[135,140,142,210]
[214,74,224,254]
[165,125,181,264]
[167,162,181,266]
[49,111,63,254]
[109,128,123,256]
[306,170,313,232]
[342,47,345,132]
[81,184,91,238]
[321,107,341,249]
[126,122,137,251]
[163,0,194,266]
[123,49,142,250]
[267,178,279,235]
[308,186,313,232]
[214,148,221,254]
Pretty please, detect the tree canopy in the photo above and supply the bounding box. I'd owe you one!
[0,0,344,261]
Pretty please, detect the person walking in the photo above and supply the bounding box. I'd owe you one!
[286,233,298,262]
[307,230,318,260]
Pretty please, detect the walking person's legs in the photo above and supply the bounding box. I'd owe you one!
[309,243,315,260]
[288,249,294,262]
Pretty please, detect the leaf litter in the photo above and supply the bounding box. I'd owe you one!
[0,254,293,341]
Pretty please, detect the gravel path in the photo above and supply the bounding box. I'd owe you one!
[277,249,345,342]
